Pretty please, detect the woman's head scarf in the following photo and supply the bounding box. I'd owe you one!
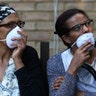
[0,3,16,22]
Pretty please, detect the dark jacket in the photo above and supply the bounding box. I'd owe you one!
[15,45,47,96]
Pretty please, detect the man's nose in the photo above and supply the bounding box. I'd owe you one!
[82,24,89,33]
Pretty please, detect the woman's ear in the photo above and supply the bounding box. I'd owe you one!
[61,35,71,44]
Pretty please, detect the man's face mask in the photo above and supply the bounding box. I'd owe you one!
[6,26,22,48]
[72,33,95,51]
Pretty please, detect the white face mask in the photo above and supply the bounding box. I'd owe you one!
[71,33,95,51]
[0,26,22,49]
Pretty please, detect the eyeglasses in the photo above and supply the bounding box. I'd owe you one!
[0,21,25,28]
[68,19,94,32]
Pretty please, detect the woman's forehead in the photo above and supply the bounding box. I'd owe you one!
[1,13,20,23]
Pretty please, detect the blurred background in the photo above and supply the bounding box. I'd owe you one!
[3,0,96,58]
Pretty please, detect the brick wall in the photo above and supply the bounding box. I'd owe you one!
[1,0,96,57]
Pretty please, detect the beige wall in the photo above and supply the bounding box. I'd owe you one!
[2,0,96,57]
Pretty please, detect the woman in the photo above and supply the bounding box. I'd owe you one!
[47,8,96,96]
[0,2,47,96]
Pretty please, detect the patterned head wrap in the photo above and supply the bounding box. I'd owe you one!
[0,4,16,22]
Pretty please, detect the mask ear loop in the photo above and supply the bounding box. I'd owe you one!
[71,41,76,48]
[81,63,96,80]
[0,39,6,41]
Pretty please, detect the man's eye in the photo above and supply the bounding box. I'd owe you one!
[73,25,81,31]
[87,21,93,25]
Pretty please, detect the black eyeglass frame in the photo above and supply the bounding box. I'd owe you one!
[0,21,25,28]
[68,19,94,32]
